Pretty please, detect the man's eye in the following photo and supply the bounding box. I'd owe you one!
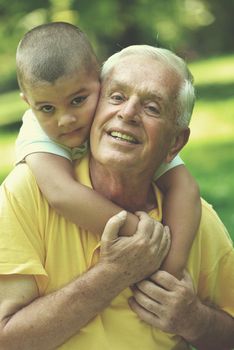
[40,105,54,113]
[72,96,86,105]
[110,93,124,103]
[145,103,160,116]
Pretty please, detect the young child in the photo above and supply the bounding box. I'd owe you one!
[15,22,201,279]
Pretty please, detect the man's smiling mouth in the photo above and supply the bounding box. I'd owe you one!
[110,131,139,144]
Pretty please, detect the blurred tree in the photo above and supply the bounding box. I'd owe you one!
[71,0,184,59]
[0,0,233,93]
[71,0,234,60]
[188,0,234,56]
[0,0,50,54]
[0,0,50,91]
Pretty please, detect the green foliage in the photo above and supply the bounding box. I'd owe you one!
[183,54,234,241]
[0,90,26,126]
[181,140,234,241]
[0,0,233,94]
[187,55,234,145]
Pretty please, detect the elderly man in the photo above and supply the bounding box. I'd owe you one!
[0,45,234,350]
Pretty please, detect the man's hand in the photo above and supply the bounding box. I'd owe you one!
[129,270,204,339]
[129,270,234,349]
[99,211,171,287]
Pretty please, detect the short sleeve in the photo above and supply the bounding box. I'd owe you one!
[15,110,72,164]
[0,165,49,294]
[153,154,184,180]
[189,200,234,318]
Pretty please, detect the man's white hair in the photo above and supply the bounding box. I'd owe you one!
[101,45,195,128]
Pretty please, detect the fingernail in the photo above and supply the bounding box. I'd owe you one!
[117,210,127,218]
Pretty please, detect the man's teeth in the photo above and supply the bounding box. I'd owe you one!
[110,131,137,143]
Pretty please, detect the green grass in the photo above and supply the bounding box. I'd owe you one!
[189,54,234,84]
[0,90,26,126]
[0,53,234,242]
[181,140,234,241]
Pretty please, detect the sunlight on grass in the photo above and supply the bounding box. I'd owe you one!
[189,54,234,84]
[182,140,234,241]
[190,99,234,142]
[188,54,234,144]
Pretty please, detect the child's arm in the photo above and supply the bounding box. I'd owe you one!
[156,165,201,279]
[25,152,139,236]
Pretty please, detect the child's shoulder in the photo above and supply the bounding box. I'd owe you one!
[22,109,37,122]
[154,155,184,180]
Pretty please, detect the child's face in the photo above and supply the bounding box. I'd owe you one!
[22,70,100,148]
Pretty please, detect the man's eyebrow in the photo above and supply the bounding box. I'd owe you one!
[142,91,163,101]
[106,80,128,91]
[106,79,163,101]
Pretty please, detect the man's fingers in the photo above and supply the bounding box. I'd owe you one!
[101,211,127,241]
[135,279,167,303]
[134,211,158,239]
[181,270,194,288]
[149,224,171,259]
[128,297,160,329]
[150,270,179,291]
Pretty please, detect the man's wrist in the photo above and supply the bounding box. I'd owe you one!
[93,261,127,297]
[180,299,212,343]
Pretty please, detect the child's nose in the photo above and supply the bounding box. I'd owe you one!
[58,114,76,127]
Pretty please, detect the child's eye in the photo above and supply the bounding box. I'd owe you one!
[40,105,55,113]
[72,96,86,106]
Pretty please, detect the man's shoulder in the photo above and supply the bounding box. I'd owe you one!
[1,164,39,198]
[74,153,92,187]
[188,198,233,286]
[200,198,231,237]
[197,197,233,252]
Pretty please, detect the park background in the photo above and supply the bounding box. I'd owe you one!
[0,0,233,243]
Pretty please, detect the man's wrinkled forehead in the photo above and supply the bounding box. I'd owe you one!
[101,54,181,104]
[104,78,165,102]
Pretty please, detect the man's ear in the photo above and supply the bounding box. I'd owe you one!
[19,92,29,105]
[165,127,190,163]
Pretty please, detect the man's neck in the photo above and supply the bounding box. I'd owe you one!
[89,158,156,213]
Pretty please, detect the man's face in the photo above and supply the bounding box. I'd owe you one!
[90,55,182,176]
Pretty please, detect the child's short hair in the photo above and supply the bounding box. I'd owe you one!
[16,22,99,92]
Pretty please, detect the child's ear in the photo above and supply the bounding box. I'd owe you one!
[165,127,190,163]
[19,92,29,105]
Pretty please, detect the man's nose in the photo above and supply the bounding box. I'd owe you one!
[118,98,141,124]
[58,113,76,127]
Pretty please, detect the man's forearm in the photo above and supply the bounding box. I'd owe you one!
[184,302,234,350]
[0,211,170,350]
[0,263,124,350]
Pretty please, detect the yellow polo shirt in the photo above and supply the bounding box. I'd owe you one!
[0,156,233,349]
